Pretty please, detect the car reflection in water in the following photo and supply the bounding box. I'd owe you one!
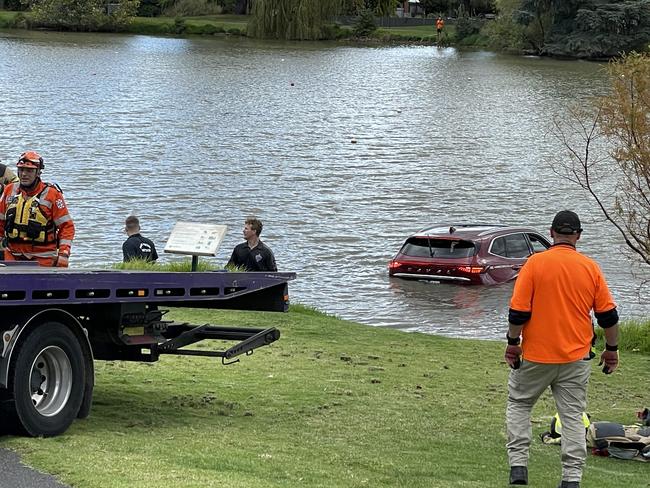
[387,276,516,337]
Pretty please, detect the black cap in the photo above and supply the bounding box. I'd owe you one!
[552,210,582,235]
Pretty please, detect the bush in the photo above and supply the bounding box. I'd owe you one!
[455,15,481,40]
[200,24,219,34]
[163,0,223,16]
[28,0,138,32]
[353,9,376,37]
[321,23,346,40]
[482,15,524,51]
[174,17,187,34]
[137,0,162,17]
[217,0,238,14]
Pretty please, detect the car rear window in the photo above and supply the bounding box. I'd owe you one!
[400,238,477,258]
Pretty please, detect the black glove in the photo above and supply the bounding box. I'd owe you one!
[599,348,618,374]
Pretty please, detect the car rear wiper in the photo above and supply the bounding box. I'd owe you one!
[426,234,434,257]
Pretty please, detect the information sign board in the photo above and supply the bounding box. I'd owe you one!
[163,222,228,257]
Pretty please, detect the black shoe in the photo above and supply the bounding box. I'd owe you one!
[558,482,580,488]
[509,466,528,485]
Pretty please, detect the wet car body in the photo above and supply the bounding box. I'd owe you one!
[388,224,551,285]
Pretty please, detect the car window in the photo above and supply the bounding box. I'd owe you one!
[527,233,550,253]
[491,236,506,256]
[490,234,530,258]
[505,233,531,258]
[401,237,476,258]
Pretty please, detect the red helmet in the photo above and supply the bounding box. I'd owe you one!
[17,151,44,170]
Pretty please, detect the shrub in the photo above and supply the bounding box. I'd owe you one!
[174,17,187,34]
[321,23,346,40]
[455,15,481,40]
[11,12,29,29]
[163,0,223,16]
[353,9,377,37]
[201,24,219,35]
[482,14,525,52]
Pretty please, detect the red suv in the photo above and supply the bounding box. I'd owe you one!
[388,224,551,285]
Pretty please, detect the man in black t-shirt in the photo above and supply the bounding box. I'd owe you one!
[227,218,277,272]
[122,215,158,263]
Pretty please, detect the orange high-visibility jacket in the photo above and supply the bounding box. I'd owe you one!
[0,180,75,266]
[436,19,445,30]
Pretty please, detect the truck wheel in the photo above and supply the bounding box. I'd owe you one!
[8,322,85,437]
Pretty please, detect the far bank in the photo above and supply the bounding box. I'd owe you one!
[1,10,647,59]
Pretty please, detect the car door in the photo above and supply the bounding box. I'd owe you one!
[486,233,531,283]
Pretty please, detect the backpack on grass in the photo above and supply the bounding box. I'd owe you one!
[587,421,650,462]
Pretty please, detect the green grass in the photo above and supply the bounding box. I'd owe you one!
[1,305,648,487]
[127,15,248,36]
[112,258,246,272]
[113,258,220,272]
[0,11,249,35]
[375,24,456,43]
[0,10,22,27]
[596,319,650,354]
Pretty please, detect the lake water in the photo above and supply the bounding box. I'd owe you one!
[1,29,647,339]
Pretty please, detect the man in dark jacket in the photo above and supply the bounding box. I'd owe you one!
[122,215,158,263]
[227,218,277,272]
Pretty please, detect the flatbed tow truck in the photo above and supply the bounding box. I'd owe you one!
[0,264,296,437]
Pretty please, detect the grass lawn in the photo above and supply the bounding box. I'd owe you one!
[1,305,648,488]
[378,24,455,40]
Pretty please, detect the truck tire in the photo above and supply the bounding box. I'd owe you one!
[8,322,85,437]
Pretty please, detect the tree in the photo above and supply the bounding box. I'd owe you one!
[23,0,140,30]
[550,52,650,267]
[511,0,650,57]
[352,7,376,35]
[420,0,451,17]
[484,0,525,51]
[247,0,343,40]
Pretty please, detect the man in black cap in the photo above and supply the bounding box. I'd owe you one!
[504,210,620,488]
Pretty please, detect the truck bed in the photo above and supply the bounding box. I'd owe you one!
[0,267,297,311]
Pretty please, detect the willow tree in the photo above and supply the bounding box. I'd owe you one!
[248,0,344,40]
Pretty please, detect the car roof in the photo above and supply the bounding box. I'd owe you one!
[411,224,545,239]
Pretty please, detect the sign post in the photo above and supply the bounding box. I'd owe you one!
[163,222,228,271]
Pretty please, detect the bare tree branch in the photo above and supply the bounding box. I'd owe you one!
[549,53,650,268]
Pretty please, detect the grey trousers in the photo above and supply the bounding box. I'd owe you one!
[506,359,591,482]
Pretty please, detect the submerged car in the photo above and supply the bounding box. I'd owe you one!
[388,224,551,285]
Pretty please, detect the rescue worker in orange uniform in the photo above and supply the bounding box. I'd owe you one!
[0,151,75,267]
[436,16,445,38]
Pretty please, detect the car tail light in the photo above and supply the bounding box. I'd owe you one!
[388,260,402,270]
[457,266,485,274]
